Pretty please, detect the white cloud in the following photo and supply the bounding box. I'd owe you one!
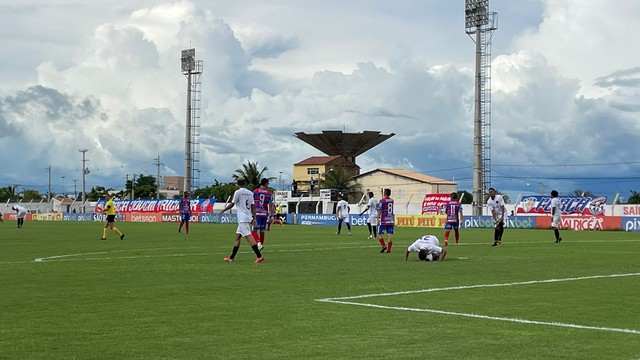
[0,0,639,200]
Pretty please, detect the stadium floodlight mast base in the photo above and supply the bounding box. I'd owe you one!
[465,0,497,215]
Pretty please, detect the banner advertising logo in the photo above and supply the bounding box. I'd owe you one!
[622,217,640,232]
[421,194,451,214]
[516,196,607,216]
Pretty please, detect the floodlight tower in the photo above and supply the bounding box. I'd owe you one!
[180,48,203,193]
[465,0,497,215]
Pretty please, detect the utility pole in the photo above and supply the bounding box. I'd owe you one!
[131,173,136,200]
[61,176,66,197]
[45,165,52,202]
[154,155,164,199]
[73,179,78,199]
[79,149,89,213]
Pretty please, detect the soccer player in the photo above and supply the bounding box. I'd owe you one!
[335,193,351,236]
[252,178,274,250]
[221,178,264,263]
[443,192,463,246]
[487,187,506,246]
[178,191,191,234]
[359,191,379,239]
[404,234,448,262]
[11,205,27,228]
[377,188,394,253]
[550,190,563,243]
[100,194,125,240]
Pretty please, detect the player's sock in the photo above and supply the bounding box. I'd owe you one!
[346,223,351,232]
[178,223,182,233]
[367,223,372,236]
[337,222,342,234]
[251,231,260,243]
[378,238,386,247]
[102,228,107,239]
[554,228,560,242]
[230,245,240,259]
[185,222,189,234]
[251,244,262,258]
[387,241,393,253]
[260,232,265,245]
[455,231,460,245]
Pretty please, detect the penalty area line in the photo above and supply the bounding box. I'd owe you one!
[316,273,640,335]
[318,299,640,335]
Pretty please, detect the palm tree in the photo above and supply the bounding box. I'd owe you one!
[322,167,363,203]
[232,161,273,190]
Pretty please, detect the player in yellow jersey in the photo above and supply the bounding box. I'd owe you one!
[100,193,125,240]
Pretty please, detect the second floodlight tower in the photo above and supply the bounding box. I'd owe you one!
[181,48,203,192]
[465,0,497,215]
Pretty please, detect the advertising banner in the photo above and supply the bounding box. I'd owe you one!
[3,213,34,221]
[126,213,162,223]
[199,213,239,224]
[396,214,448,228]
[516,196,607,216]
[93,198,216,213]
[621,205,640,216]
[31,213,63,221]
[462,216,537,229]
[421,194,451,214]
[622,217,640,232]
[292,213,369,226]
[161,213,201,223]
[536,216,621,231]
[62,213,95,222]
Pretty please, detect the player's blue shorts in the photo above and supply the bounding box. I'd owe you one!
[378,225,394,235]
[181,213,190,221]
[444,222,459,230]
[254,216,268,231]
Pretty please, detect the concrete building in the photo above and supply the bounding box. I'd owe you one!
[354,168,457,211]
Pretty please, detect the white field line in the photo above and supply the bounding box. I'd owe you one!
[316,273,640,335]
[28,245,379,263]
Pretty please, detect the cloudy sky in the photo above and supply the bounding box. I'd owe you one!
[1,0,639,201]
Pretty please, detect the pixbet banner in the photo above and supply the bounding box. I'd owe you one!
[516,196,607,216]
[94,198,216,213]
[421,194,451,214]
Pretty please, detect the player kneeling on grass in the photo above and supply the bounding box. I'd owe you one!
[404,235,447,262]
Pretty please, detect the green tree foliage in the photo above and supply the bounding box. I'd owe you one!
[131,175,158,199]
[232,161,272,190]
[0,186,13,202]
[22,189,43,201]
[86,186,108,201]
[456,190,473,204]
[192,180,238,201]
[627,190,640,204]
[322,168,363,203]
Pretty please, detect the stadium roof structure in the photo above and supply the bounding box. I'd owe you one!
[293,130,395,163]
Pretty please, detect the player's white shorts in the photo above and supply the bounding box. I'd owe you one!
[551,216,561,228]
[236,222,252,237]
[338,215,350,222]
[367,216,378,225]
[17,211,27,219]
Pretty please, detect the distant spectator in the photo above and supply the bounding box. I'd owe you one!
[310,177,316,193]
[291,180,298,195]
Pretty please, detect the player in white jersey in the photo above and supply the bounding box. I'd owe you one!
[220,178,264,263]
[335,193,351,236]
[550,190,563,243]
[12,205,27,228]
[404,235,448,262]
[487,187,506,246]
[359,191,379,239]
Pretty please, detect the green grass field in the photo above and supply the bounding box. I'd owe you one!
[1,221,639,360]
